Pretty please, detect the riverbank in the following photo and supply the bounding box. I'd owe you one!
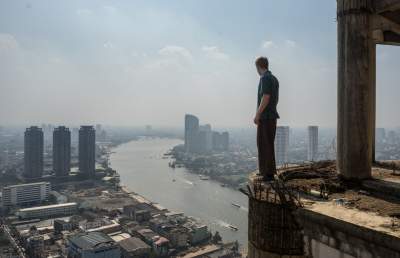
[169,144,254,189]
[109,138,249,246]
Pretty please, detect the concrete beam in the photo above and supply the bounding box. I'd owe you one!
[374,0,400,13]
[373,14,400,35]
[383,31,400,45]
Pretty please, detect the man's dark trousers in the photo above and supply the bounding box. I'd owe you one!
[257,119,277,177]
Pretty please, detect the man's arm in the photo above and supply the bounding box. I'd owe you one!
[254,75,272,125]
[254,94,270,125]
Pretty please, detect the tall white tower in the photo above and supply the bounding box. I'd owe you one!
[275,126,290,165]
[308,126,318,161]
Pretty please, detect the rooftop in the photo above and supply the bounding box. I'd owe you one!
[248,161,400,236]
[18,202,77,212]
[69,232,115,250]
[4,181,50,188]
[118,237,150,252]
[179,244,221,258]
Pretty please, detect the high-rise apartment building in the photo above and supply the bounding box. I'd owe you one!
[53,126,71,177]
[198,124,213,153]
[307,126,319,161]
[275,126,290,165]
[212,131,230,151]
[376,128,386,143]
[184,114,229,153]
[184,114,199,153]
[24,126,44,178]
[221,132,229,151]
[79,126,96,176]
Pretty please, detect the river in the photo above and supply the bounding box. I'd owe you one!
[109,137,248,246]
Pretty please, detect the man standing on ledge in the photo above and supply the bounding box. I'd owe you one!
[254,56,279,181]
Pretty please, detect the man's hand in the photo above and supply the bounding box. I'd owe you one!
[255,94,270,125]
[254,112,261,125]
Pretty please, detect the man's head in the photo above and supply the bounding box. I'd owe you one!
[255,56,269,76]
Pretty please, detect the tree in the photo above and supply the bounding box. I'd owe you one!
[212,231,222,244]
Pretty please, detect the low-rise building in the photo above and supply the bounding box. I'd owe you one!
[178,243,241,258]
[165,212,187,224]
[26,235,45,258]
[86,221,122,234]
[2,182,50,206]
[111,233,131,243]
[137,228,160,244]
[119,237,151,258]
[161,227,188,248]
[50,190,68,204]
[185,223,210,244]
[152,236,169,257]
[17,202,77,219]
[54,219,74,233]
[68,232,120,258]
[123,204,152,222]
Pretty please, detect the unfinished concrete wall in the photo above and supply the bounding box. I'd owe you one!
[296,209,400,258]
[247,175,304,258]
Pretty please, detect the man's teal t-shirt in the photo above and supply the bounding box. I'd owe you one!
[257,70,280,120]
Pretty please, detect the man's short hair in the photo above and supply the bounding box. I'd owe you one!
[255,56,269,70]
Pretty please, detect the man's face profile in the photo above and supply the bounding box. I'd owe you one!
[256,66,265,76]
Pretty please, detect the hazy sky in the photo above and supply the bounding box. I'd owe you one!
[0,0,399,128]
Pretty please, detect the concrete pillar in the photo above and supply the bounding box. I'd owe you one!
[247,174,304,258]
[337,0,375,180]
[370,42,376,163]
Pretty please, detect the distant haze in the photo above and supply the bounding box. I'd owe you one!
[0,1,399,128]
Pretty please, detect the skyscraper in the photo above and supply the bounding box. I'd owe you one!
[221,132,229,151]
[275,126,290,165]
[53,126,71,177]
[71,127,79,145]
[198,124,213,153]
[376,128,386,143]
[307,126,318,161]
[24,126,44,178]
[212,132,222,150]
[184,114,199,153]
[79,126,96,177]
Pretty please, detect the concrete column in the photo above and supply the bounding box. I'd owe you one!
[370,41,376,163]
[337,0,375,180]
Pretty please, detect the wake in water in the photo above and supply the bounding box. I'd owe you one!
[179,178,194,185]
[215,219,232,228]
[240,206,249,212]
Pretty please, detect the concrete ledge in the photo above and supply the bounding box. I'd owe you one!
[248,241,303,258]
[362,179,400,199]
[295,208,400,257]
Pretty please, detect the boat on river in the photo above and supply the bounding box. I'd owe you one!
[228,224,239,231]
[231,203,241,208]
[199,175,210,180]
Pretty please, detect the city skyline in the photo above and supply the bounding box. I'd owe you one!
[0,1,399,128]
[184,114,229,153]
[21,124,98,179]
[1,1,400,258]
